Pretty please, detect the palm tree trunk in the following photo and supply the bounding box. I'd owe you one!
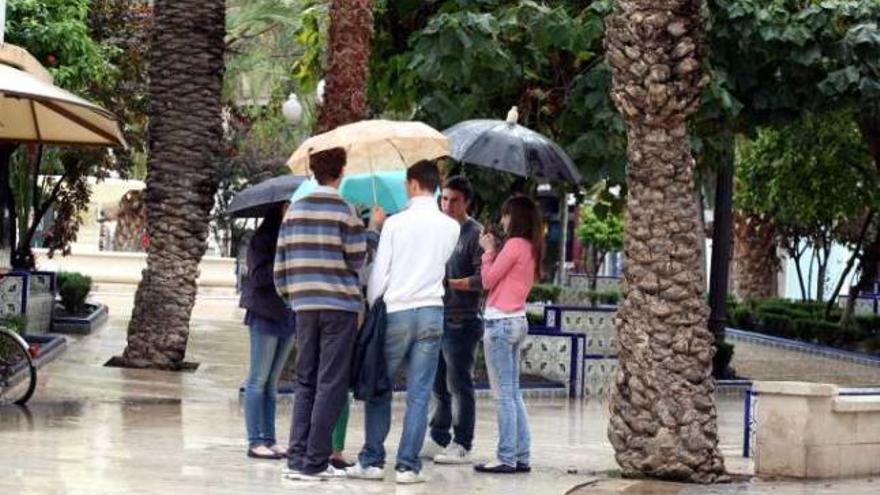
[731,213,778,301]
[121,0,225,369]
[315,0,374,134]
[605,0,727,483]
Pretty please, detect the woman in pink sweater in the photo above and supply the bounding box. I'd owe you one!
[474,195,544,474]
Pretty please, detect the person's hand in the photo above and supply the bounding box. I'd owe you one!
[448,278,470,291]
[479,232,497,256]
[369,206,387,230]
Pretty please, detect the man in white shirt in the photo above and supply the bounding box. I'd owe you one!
[348,160,460,484]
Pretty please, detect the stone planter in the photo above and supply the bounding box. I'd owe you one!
[52,302,108,335]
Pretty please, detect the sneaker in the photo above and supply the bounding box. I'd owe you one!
[395,469,426,484]
[316,465,348,480]
[516,462,531,473]
[419,438,445,459]
[434,443,472,464]
[346,463,385,480]
[281,468,322,482]
[330,457,353,470]
[474,463,516,474]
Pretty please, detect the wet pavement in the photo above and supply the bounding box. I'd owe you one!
[0,287,872,494]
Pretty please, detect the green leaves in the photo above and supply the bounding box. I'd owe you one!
[735,109,876,249]
[578,202,624,255]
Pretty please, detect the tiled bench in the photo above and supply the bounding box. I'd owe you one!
[537,305,619,397]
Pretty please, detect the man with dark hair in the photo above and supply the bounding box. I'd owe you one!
[275,146,375,481]
[422,175,483,465]
[406,159,442,192]
[308,147,346,184]
[348,159,460,484]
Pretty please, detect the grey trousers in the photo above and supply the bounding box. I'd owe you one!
[288,310,357,474]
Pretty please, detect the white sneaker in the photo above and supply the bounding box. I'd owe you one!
[346,463,385,480]
[316,465,348,480]
[434,443,472,464]
[281,468,322,482]
[395,470,426,484]
[419,438,444,459]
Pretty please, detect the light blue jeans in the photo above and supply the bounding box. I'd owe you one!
[358,306,443,473]
[483,316,531,467]
[244,318,296,448]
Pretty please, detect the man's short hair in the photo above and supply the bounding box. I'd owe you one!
[407,159,442,192]
[309,147,346,185]
[443,175,473,202]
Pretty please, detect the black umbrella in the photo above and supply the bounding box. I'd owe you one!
[227,175,307,218]
[443,109,581,184]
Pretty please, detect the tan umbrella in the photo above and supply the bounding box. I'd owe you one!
[287,119,448,175]
[0,64,126,147]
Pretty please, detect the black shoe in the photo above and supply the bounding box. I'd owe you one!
[474,463,516,474]
[516,462,531,473]
[330,458,353,470]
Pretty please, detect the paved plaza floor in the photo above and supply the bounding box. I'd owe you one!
[0,286,876,494]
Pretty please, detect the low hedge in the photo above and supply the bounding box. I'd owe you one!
[728,298,880,354]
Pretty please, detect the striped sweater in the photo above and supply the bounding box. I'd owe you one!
[274,186,367,313]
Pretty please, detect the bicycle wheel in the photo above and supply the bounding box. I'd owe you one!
[0,329,37,405]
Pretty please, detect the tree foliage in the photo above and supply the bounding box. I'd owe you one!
[736,109,876,301]
[4,0,149,266]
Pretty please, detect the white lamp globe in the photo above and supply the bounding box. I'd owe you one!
[316,79,326,107]
[282,93,303,125]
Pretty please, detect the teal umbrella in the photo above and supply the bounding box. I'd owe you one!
[290,170,409,214]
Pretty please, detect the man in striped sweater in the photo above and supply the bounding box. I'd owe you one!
[274,147,375,481]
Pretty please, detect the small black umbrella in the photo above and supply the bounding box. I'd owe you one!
[227,175,307,218]
[443,108,581,184]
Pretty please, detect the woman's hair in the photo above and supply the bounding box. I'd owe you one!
[501,195,544,278]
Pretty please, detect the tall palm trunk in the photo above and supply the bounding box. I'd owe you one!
[605,0,727,483]
[121,0,225,369]
[732,213,778,301]
[315,0,374,133]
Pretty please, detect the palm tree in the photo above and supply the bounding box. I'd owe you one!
[315,0,374,133]
[121,0,226,369]
[604,0,727,483]
[732,213,778,300]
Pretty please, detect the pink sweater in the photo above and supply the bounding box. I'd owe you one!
[481,237,536,313]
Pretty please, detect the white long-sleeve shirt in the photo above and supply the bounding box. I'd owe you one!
[367,196,460,313]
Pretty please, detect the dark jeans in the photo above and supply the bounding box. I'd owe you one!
[288,310,357,475]
[429,315,483,451]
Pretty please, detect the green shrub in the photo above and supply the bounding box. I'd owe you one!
[756,311,796,338]
[57,272,93,314]
[528,284,562,303]
[526,312,545,327]
[854,315,880,336]
[713,340,735,379]
[794,318,840,343]
[0,316,27,335]
[729,306,754,330]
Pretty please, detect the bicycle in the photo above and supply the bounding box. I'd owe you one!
[0,325,37,405]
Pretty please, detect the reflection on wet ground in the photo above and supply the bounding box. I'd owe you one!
[0,288,871,494]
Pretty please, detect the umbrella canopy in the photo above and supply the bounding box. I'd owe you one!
[291,171,409,215]
[443,116,581,184]
[0,64,126,147]
[287,120,448,175]
[227,175,307,218]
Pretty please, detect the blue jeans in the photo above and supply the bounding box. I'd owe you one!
[358,306,443,473]
[430,316,482,450]
[483,317,531,467]
[244,317,296,448]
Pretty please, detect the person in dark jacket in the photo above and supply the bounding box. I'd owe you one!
[423,176,484,464]
[240,202,296,460]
